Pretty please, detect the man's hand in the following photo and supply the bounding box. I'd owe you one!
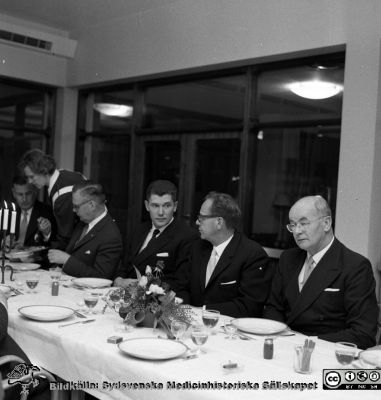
[48,249,70,265]
[113,277,137,289]
[37,217,51,237]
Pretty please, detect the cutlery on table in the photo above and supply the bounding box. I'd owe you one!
[58,319,95,328]
[73,310,87,318]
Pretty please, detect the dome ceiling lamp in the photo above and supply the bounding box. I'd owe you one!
[93,103,133,117]
[288,80,343,100]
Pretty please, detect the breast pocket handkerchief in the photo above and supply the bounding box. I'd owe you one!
[220,280,236,286]
[156,252,169,257]
[324,288,340,292]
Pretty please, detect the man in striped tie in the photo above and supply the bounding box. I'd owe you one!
[264,195,378,349]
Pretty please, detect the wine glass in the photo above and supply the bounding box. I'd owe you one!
[191,325,209,354]
[83,291,99,314]
[201,309,220,334]
[335,342,358,366]
[171,320,187,341]
[25,272,40,293]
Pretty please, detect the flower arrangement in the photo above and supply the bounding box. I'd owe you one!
[105,265,193,335]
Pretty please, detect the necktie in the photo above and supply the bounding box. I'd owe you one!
[301,256,315,290]
[18,211,28,245]
[140,229,160,253]
[76,224,88,245]
[205,249,218,287]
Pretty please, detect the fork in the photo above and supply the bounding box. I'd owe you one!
[73,310,87,318]
[58,319,95,328]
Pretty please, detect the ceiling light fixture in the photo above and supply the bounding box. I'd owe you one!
[289,80,343,100]
[93,103,133,117]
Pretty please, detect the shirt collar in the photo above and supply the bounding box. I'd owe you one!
[308,236,335,265]
[87,208,107,232]
[48,169,60,195]
[151,217,174,234]
[213,234,234,258]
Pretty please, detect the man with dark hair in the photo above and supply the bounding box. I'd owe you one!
[11,175,55,247]
[174,192,272,318]
[48,181,123,279]
[19,149,86,249]
[114,180,198,289]
[264,195,378,349]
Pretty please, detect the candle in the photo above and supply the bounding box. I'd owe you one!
[0,208,2,231]
[2,202,9,231]
[10,203,16,234]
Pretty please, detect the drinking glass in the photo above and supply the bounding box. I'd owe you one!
[83,291,99,314]
[191,325,209,354]
[201,309,220,334]
[335,342,358,366]
[170,320,187,341]
[25,272,40,293]
[49,266,62,282]
[224,323,237,340]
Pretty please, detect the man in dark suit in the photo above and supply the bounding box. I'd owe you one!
[264,195,378,349]
[11,175,55,248]
[19,148,86,250]
[48,181,123,280]
[114,180,198,289]
[174,192,272,318]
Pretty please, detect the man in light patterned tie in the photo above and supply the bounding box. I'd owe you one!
[264,195,378,349]
[174,192,272,318]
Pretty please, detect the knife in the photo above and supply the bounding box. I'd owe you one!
[58,319,95,328]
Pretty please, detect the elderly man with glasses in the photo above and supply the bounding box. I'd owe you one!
[47,181,123,279]
[264,195,378,349]
[174,192,272,318]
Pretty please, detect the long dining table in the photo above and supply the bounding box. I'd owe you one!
[4,268,380,400]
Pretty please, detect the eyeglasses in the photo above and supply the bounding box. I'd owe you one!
[197,214,221,222]
[73,199,92,211]
[286,216,329,233]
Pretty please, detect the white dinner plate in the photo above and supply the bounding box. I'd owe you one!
[359,348,381,368]
[72,278,113,289]
[118,337,187,360]
[18,305,74,321]
[9,263,40,271]
[232,318,288,335]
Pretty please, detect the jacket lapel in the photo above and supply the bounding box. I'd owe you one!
[287,239,342,325]
[73,216,109,250]
[134,221,175,265]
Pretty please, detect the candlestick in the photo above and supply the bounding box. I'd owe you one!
[10,203,16,234]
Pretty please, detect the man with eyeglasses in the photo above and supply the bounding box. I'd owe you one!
[48,181,123,279]
[19,149,87,250]
[174,192,272,318]
[264,195,378,349]
[113,180,198,289]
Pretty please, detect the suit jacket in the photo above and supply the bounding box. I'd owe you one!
[63,213,123,280]
[174,232,272,318]
[264,238,378,349]
[116,219,198,288]
[49,169,86,250]
[15,201,56,247]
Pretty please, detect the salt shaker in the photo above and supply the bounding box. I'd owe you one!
[52,281,59,296]
[263,338,274,359]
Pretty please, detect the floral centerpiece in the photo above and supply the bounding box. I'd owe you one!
[104,265,193,336]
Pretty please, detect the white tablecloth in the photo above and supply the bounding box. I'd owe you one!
[5,270,379,400]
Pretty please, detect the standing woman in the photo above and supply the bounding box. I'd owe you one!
[19,149,86,249]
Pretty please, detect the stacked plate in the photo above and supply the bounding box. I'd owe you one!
[72,278,113,289]
[232,318,288,335]
[18,305,74,322]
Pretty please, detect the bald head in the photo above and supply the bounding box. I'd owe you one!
[288,196,333,255]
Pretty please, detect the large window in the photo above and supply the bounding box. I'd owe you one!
[0,78,54,199]
[77,52,344,250]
